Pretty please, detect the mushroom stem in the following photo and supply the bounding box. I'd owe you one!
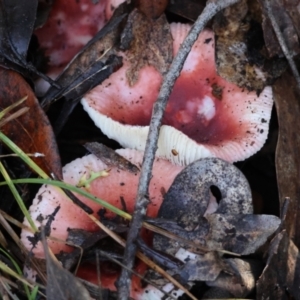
[117,0,243,298]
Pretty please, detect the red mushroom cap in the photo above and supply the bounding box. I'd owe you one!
[34,0,114,94]
[82,23,273,165]
[35,0,108,68]
[21,148,182,255]
[21,149,183,298]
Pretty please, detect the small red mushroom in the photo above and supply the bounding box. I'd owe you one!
[82,23,273,165]
[34,0,116,95]
[21,149,183,298]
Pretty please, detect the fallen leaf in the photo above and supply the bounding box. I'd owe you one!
[78,279,113,299]
[213,0,270,92]
[166,0,205,22]
[256,230,299,299]
[43,234,91,300]
[157,157,253,223]
[120,8,173,85]
[0,67,62,177]
[205,214,281,255]
[283,0,300,38]
[152,157,280,298]
[207,258,264,298]
[154,214,280,256]
[259,0,300,57]
[178,251,225,282]
[274,70,300,246]
[84,142,140,174]
[153,158,254,256]
[136,0,169,19]
[1,0,38,58]
[0,0,51,81]
[137,237,183,271]
[58,229,109,271]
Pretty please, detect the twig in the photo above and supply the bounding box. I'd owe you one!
[117,0,242,299]
[261,0,300,92]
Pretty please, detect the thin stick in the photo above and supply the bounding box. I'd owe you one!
[117,0,241,299]
[261,0,300,92]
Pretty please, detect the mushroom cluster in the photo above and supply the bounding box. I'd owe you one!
[82,22,273,165]
[35,0,273,165]
[22,0,275,298]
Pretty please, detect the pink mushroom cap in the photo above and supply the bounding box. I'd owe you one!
[82,23,273,165]
[34,0,115,94]
[21,149,183,298]
[35,0,108,70]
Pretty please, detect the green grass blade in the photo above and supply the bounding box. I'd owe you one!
[0,132,48,179]
[0,178,131,220]
[0,248,31,299]
[0,162,37,232]
[0,96,27,121]
[29,285,39,300]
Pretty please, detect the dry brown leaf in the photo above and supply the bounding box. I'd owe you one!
[256,230,300,299]
[84,142,140,173]
[44,240,90,300]
[274,70,300,246]
[283,0,300,38]
[0,67,61,176]
[204,214,280,255]
[136,0,169,19]
[120,9,173,86]
[259,0,300,58]
[213,0,269,92]
[207,258,263,298]
[166,0,205,22]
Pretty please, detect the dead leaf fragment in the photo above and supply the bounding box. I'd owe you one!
[0,0,53,83]
[259,0,300,57]
[43,238,90,300]
[158,158,253,224]
[136,0,169,19]
[120,9,173,85]
[1,0,38,59]
[166,0,205,22]
[0,67,61,177]
[257,230,300,299]
[274,71,300,247]
[179,251,224,282]
[84,142,140,174]
[154,158,254,256]
[207,258,263,298]
[154,214,280,256]
[205,214,281,255]
[213,0,269,92]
